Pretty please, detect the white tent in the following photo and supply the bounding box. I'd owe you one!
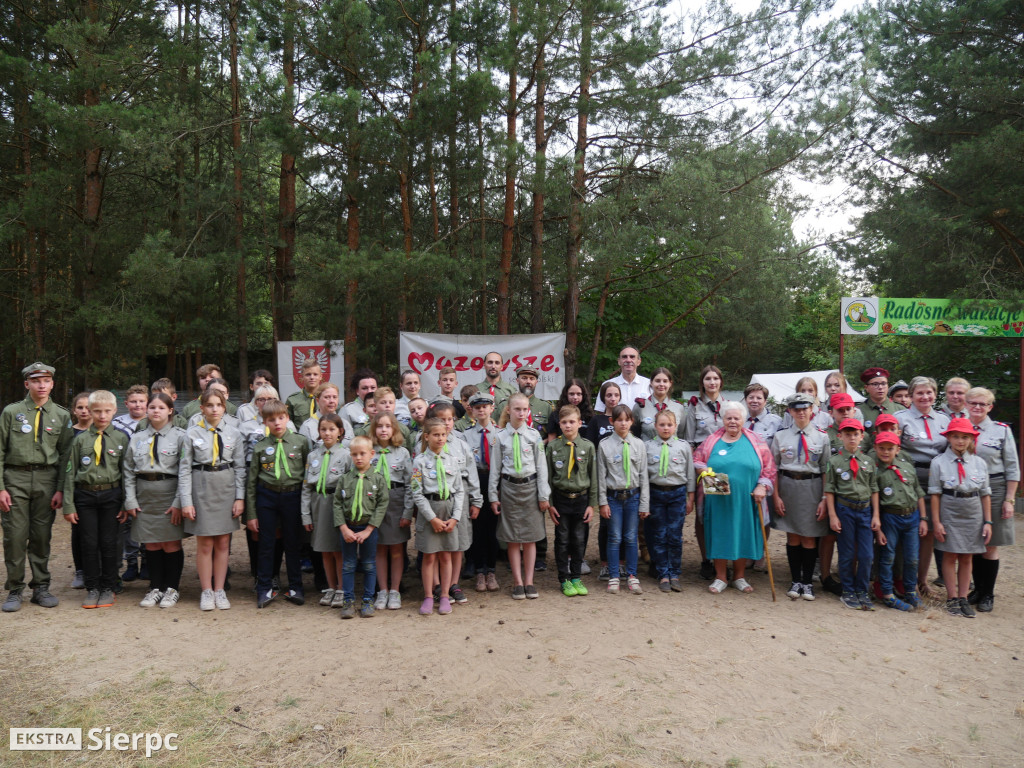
[746,370,866,405]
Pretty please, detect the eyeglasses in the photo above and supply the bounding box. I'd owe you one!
[866,381,887,387]
[966,402,990,409]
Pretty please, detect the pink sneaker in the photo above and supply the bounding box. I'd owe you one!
[419,597,434,615]
[438,596,452,615]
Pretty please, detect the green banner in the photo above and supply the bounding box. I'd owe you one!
[879,298,1024,337]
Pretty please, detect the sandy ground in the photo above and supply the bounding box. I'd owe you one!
[2,518,1023,767]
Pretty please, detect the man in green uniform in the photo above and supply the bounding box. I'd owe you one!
[474,351,515,405]
[859,367,904,434]
[0,362,73,611]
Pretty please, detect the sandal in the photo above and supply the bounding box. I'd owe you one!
[731,578,753,593]
[708,579,727,594]
[881,594,914,612]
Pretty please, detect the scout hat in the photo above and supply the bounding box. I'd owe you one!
[838,418,864,431]
[860,367,890,384]
[22,362,55,379]
[940,417,978,437]
[468,392,494,407]
[785,393,815,409]
[828,393,855,409]
[515,364,539,377]
[874,432,900,446]
[888,380,909,398]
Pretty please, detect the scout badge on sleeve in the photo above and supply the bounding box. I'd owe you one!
[699,469,730,495]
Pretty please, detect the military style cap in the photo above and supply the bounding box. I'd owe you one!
[838,418,865,431]
[22,362,55,379]
[828,393,855,409]
[515,365,539,377]
[888,380,909,397]
[468,392,495,407]
[785,393,815,409]
[874,432,900,445]
[860,367,890,384]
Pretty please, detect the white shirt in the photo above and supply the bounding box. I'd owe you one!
[594,373,652,413]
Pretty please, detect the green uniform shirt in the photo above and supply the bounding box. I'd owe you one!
[63,425,129,517]
[545,435,599,507]
[860,398,904,434]
[181,398,238,421]
[476,378,516,408]
[824,449,878,502]
[455,414,476,432]
[285,389,318,429]
[874,454,924,512]
[332,466,388,529]
[244,432,309,519]
[0,396,73,491]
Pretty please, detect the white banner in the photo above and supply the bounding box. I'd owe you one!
[275,340,345,400]
[399,332,566,401]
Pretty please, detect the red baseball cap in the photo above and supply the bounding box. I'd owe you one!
[874,432,900,445]
[829,393,855,409]
[874,413,898,427]
[838,418,864,431]
[941,417,978,437]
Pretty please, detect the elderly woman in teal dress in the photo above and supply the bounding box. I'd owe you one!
[693,400,777,594]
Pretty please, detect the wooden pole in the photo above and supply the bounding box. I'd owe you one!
[1018,337,1023,488]
[839,334,845,376]
[754,497,776,601]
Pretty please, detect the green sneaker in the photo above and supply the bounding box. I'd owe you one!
[561,579,578,597]
[571,578,588,596]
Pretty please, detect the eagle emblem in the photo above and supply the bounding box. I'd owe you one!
[292,345,331,387]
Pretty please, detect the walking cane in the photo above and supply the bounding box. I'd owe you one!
[753,496,776,602]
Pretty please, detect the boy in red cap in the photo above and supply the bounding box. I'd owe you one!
[873,432,926,610]
[824,418,880,610]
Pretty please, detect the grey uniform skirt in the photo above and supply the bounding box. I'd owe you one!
[497,478,545,544]
[184,469,240,537]
[377,486,411,546]
[131,476,184,543]
[935,494,986,554]
[772,474,828,537]
[987,475,1015,547]
[310,492,341,552]
[457,490,473,552]
[415,498,459,554]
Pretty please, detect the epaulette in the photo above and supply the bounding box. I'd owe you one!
[634,398,646,407]
[689,396,698,407]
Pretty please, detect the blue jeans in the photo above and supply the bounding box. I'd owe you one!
[606,489,640,579]
[342,525,379,602]
[835,499,873,595]
[879,510,919,595]
[646,485,687,580]
[255,486,303,595]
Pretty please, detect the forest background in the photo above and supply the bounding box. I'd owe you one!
[1,0,1021,407]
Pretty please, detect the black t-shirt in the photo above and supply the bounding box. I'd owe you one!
[585,413,615,446]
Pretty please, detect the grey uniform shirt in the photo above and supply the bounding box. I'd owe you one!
[597,432,650,512]
[683,396,729,446]
[179,421,246,507]
[972,417,1020,481]
[122,424,187,511]
[339,399,368,430]
[631,398,687,441]
[372,444,414,519]
[644,436,695,488]
[896,407,950,466]
[780,409,833,432]
[487,423,551,503]
[928,449,991,497]
[771,426,830,475]
[409,448,465,521]
[301,443,351,526]
[188,412,241,432]
[746,412,784,448]
[463,422,499,471]
[445,436,483,508]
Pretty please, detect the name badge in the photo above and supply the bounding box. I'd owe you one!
[718,449,727,456]
[555,460,564,468]
[20,424,31,433]
[265,447,274,455]
[311,460,320,468]
[643,417,653,424]
[864,420,873,429]
[883,487,893,496]
[840,471,850,481]
[81,456,92,466]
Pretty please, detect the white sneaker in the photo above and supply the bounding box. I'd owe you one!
[801,583,815,601]
[331,590,346,608]
[139,589,163,608]
[580,561,592,575]
[319,589,335,606]
[374,589,388,611]
[214,589,231,610]
[627,576,642,595]
[387,590,401,610]
[200,589,215,611]
[787,582,802,600]
[159,588,180,608]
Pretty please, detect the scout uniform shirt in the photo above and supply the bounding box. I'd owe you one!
[463,421,499,472]
[746,411,784,448]
[475,378,516,407]
[285,389,318,430]
[0,395,72,490]
[135,413,189,432]
[239,416,298,464]
[122,423,187,511]
[497,395,553,437]
[860,397,904,433]
[408,448,466,522]
[454,413,475,432]
[772,425,830,476]
[445,434,484,508]
[545,435,599,507]
[597,432,650,513]
[644,435,695,490]
[181,398,238,421]
[683,396,727,447]
[972,417,1020,485]
[300,443,351,526]
[927,449,991,498]
[179,419,247,508]
[875,454,924,513]
[824,449,878,503]
[353,419,413,445]
[372,445,412,499]
[63,425,129,517]
[244,432,309,520]
[631,397,686,441]
[332,466,389,529]
[339,398,369,432]
[938,405,967,420]
[487,423,551,504]
[896,407,950,469]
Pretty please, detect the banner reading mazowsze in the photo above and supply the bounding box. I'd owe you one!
[275,340,345,400]
[399,332,566,400]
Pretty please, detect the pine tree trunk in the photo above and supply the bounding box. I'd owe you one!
[530,8,548,334]
[497,0,518,334]
[229,0,248,385]
[274,0,297,342]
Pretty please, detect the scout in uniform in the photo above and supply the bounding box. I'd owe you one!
[872,431,926,611]
[938,377,970,420]
[354,388,413,444]
[743,384,783,448]
[394,370,421,426]
[643,409,693,593]
[824,393,862,454]
[63,390,129,609]
[333,435,389,618]
[858,367,905,435]
[122,392,188,609]
[824,418,879,611]
[367,412,411,611]
[455,385,479,431]
[888,380,911,409]
[181,365,239,421]
[631,366,686,441]
[0,362,72,611]
[245,399,309,608]
[298,382,342,447]
[546,404,598,596]
[771,393,830,601]
[301,413,350,609]
[339,368,378,434]
[136,379,189,431]
[497,365,553,437]
[286,357,323,430]
[473,351,516,405]
[462,393,501,590]
[237,370,275,423]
